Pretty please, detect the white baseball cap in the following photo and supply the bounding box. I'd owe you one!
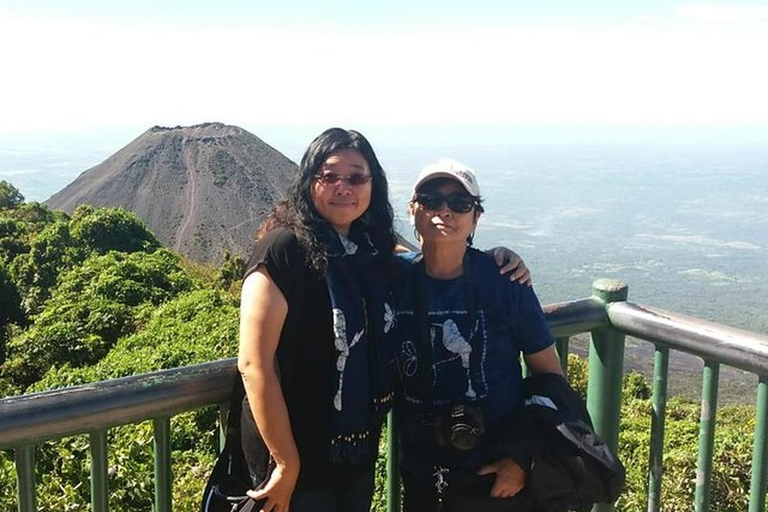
[411,158,481,198]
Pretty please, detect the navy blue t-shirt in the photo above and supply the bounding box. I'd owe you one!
[391,248,554,482]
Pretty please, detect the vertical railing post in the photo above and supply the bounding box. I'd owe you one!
[556,336,570,374]
[386,411,401,512]
[15,445,36,512]
[695,360,720,512]
[90,429,109,512]
[647,345,669,512]
[587,279,628,512]
[153,417,172,512]
[748,376,768,512]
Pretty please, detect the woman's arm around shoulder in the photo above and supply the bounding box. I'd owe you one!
[238,267,300,512]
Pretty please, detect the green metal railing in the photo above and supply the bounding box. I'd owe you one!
[2,279,767,512]
[1,361,238,512]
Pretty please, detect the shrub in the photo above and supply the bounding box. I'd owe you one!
[70,206,159,255]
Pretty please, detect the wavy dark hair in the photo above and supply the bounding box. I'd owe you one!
[257,128,396,272]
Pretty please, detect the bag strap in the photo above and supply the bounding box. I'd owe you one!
[226,373,246,432]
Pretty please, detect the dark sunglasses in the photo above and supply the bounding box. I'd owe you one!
[314,172,372,186]
[415,191,478,214]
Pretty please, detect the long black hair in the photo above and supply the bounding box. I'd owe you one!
[258,128,396,272]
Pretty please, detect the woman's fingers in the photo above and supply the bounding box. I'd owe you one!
[247,488,267,499]
[246,467,295,512]
[491,479,523,498]
[490,247,533,286]
[510,264,532,286]
[504,260,532,286]
[479,458,526,499]
[492,248,520,273]
[247,491,283,512]
[491,477,524,498]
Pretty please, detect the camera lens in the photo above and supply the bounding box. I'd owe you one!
[434,403,485,451]
[450,422,479,451]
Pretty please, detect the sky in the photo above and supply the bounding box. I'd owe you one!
[1,0,767,148]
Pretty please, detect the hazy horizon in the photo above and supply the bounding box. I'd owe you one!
[2,126,767,203]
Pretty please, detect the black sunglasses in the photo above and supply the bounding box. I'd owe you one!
[415,191,478,214]
[314,172,372,186]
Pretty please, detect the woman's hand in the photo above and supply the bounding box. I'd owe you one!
[476,457,526,498]
[488,247,532,286]
[247,461,300,512]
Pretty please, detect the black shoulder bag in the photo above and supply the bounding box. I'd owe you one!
[199,374,273,512]
[202,243,302,511]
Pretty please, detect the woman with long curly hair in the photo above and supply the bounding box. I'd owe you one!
[238,128,397,512]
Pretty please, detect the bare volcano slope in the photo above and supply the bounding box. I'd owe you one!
[47,123,297,263]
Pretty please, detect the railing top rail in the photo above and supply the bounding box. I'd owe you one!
[0,359,238,448]
[542,297,607,337]
[608,301,768,376]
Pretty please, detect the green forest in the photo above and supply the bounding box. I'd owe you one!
[0,179,764,511]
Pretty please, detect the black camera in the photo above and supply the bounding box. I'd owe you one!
[434,403,486,451]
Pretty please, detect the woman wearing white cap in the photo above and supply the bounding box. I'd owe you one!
[391,159,564,511]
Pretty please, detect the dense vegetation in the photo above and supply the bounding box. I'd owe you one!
[0,179,764,511]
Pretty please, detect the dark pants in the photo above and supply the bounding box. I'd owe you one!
[289,470,375,512]
[402,469,526,512]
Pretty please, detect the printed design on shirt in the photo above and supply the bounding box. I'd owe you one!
[401,340,418,377]
[397,309,488,404]
[384,302,395,333]
[332,308,364,411]
[435,318,476,398]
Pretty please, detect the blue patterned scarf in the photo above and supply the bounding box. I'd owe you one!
[321,228,394,464]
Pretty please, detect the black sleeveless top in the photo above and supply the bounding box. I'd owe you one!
[240,227,377,490]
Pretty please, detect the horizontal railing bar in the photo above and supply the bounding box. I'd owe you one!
[608,302,768,376]
[542,297,608,337]
[0,359,238,448]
